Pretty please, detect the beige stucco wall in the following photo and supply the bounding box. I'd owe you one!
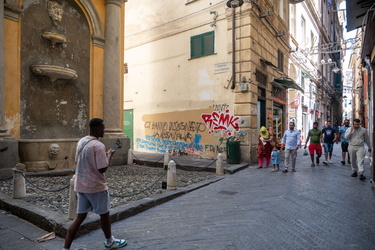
[124,0,291,162]
[125,0,240,159]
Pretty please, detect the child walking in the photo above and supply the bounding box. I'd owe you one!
[271,146,280,172]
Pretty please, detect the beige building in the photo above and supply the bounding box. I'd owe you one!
[124,0,300,163]
[288,0,344,139]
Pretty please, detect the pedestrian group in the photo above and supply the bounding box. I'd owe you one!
[257,119,372,180]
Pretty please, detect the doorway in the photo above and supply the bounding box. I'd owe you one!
[123,109,134,149]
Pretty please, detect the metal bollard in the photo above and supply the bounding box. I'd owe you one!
[167,160,177,190]
[164,152,170,170]
[12,163,26,199]
[216,153,224,176]
[127,148,133,165]
[68,175,77,220]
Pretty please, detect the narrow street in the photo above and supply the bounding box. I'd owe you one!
[3,143,373,250]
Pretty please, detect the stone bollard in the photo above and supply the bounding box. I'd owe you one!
[167,160,177,190]
[164,152,170,170]
[68,175,77,220]
[127,148,133,165]
[12,163,26,199]
[216,153,224,176]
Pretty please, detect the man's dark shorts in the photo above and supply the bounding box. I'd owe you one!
[341,142,349,152]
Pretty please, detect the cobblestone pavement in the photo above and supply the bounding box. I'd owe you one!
[2,143,375,249]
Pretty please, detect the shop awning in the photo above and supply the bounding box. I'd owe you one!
[274,78,304,93]
[346,0,375,31]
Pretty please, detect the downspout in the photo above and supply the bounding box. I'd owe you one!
[231,7,236,90]
[372,64,375,185]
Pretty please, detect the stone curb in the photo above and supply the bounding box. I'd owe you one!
[0,176,225,238]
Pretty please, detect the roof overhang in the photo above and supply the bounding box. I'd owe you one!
[346,0,375,32]
[361,9,375,58]
[273,78,304,93]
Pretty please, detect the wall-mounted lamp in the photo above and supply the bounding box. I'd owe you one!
[260,9,271,18]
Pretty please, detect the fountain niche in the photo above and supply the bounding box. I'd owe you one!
[19,0,90,171]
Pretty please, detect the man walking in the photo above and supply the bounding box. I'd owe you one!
[281,122,301,173]
[322,121,337,165]
[304,121,323,167]
[64,118,127,250]
[345,119,372,180]
[338,119,351,164]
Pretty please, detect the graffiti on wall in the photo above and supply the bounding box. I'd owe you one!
[201,109,241,137]
[136,120,206,155]
[135,107,242,158]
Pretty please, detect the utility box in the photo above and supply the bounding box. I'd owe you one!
[226,136,240,164]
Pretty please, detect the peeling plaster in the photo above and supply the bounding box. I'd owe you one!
[5,114,20,134]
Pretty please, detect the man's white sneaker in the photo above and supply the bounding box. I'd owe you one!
[329,160,333,164]
[104,237,127,249]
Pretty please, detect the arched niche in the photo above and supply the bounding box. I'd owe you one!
[13,0,105,47]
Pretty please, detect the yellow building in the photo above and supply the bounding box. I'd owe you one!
[124,0,298,163]
[0,0,128,175]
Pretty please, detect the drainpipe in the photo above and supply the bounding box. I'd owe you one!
[372,64,375,185]
[231,7,236,90]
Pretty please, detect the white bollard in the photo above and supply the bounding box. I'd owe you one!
[164,152,170,170]
[127,148,133,165]
[68,175,77,220]
[167,160,177,190]
[216,153,224,176]
[12,163,26,199]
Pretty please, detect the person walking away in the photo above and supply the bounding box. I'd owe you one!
[304,121,323,167]
[322,121,337,165]
[271,145,280,172]
[257,126,273,168]
[63,118,127,250]
[345,118,372,181]
[338,119,351,164]
[281,122,301,173]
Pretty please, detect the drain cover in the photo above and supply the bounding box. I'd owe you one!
[218,190,238,195]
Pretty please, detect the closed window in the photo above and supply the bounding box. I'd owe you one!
[190,31,214,59]
[278,49,284,72]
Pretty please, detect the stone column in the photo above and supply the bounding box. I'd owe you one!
[102,0,130,166]
[103,0,124,136]
[0,1,9,138]
[0,3,18,178]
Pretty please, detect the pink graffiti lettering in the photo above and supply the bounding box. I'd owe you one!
[201,110,240,136]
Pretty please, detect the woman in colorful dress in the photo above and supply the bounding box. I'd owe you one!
[257,126,273,168]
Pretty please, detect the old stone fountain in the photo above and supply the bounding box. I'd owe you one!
[18,1,88,171]
[1,0,129,174]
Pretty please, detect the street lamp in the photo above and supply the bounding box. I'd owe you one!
[317,59,341,74]
[226,0,244,8]
[227,0,244,89]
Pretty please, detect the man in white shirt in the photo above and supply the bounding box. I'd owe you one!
[345,119,372,181]
[281,122,301,172]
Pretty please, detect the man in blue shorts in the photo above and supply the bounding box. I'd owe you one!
[322,121,337,165]
[64,118,127,250]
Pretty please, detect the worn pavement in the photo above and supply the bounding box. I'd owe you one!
[1,143,375,250]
